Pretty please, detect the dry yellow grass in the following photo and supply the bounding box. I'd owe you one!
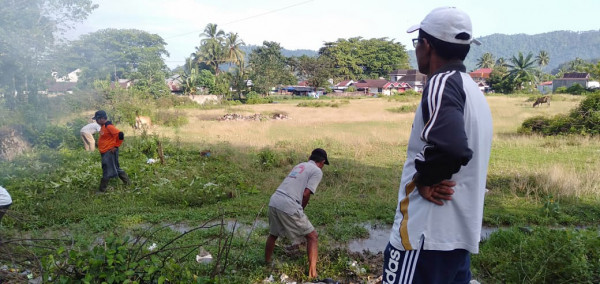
[147,95,600,197]
[154,98,415,167]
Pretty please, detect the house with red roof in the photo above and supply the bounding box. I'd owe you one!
[469,68,492,83]
[537,81,553,94]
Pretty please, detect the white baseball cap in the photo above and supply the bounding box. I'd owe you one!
[407,7,481,46]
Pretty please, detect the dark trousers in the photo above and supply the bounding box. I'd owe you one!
[101,148,125,179]
[382,242,471,284]
[0,203,11,223]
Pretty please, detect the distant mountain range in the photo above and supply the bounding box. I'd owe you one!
[410,30,600,73]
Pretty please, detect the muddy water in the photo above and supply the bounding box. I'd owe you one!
[164,220,500,254]
[166,219,268,235]
[348,224,500,253]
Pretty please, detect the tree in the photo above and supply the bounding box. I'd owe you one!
[586,61,600,81]
[196,70,216,94]
[476,53,495,69]
[0,0,97,109]
[536,50,550,69]
[506,52,537,91]
[248,41,295,95]
[293,55,332,90]
[224,32,245,67]
[196,23,226,75]
[319,37,409,80]
[60,29,169,89]
[496,57,507,67]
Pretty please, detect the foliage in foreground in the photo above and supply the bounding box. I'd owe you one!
[473,227,600,283]
[519,92,600,135]
[1,131,600,281]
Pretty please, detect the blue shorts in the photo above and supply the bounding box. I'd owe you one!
[382,242,471,284]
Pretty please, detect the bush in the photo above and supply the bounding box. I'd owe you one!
[519,93,600,135]
[245,91,273,104]
[346,86,357,92]
[566,83,586,95]
[472,227,600,283]
[555,86,568,94]
[43,235,204,283]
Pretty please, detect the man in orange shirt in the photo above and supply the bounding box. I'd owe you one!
[94,110,130,192]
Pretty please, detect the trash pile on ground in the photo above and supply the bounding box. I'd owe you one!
[218,113,265,121]
[218,113,289,121]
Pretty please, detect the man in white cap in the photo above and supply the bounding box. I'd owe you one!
[383,7,493,283]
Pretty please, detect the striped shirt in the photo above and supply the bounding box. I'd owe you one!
[389,62,493,253]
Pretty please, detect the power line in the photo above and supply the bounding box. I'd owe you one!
[165,0,314,40]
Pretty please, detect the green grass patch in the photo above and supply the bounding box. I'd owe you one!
[386,104,418,113]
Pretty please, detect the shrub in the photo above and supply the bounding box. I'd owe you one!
[566,83,586,95]
[346,86,357,92]
[555,86,568,94]
[42,234,215,283]
[472,227,600,283]
[519,93,600,135]
[245,91,273,104]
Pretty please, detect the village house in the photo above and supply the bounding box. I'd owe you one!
[166,74,184,94]
[552,72,599,92]
[388,69,427,92]
[469,68,492,93]
[45,69,81,96]
[469,68,492,83]
[333,80,354,92]
[537,81,553,94]
[352,79,391,95]
[111,79,135,89]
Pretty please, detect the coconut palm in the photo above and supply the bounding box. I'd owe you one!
[506,52,537,89]
[495,57,506,67]
[198,23,226,75]
[201,23,225,43]
[476,52,495,69]
[536,50,549,69]
[224,32,245,66]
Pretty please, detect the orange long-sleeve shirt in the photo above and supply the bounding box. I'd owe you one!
[98,123,123,154]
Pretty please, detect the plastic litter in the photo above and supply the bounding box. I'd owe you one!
[195,253,213,264]
[196,247,213,264]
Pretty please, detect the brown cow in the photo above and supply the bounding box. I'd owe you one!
[533,96,550,107]
[135,115,152,129]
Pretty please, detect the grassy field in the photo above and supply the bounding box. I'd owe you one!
[1,94,599,283]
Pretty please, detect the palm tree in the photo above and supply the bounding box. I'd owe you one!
[495,57,506,67]
[224,32,245,67]
[536,50,549,69]
[476,52,495,69]
[201,23,225,43]
[198,23,225,75]
[507,52,537,90]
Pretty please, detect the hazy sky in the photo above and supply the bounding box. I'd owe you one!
[72,0,600,68]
